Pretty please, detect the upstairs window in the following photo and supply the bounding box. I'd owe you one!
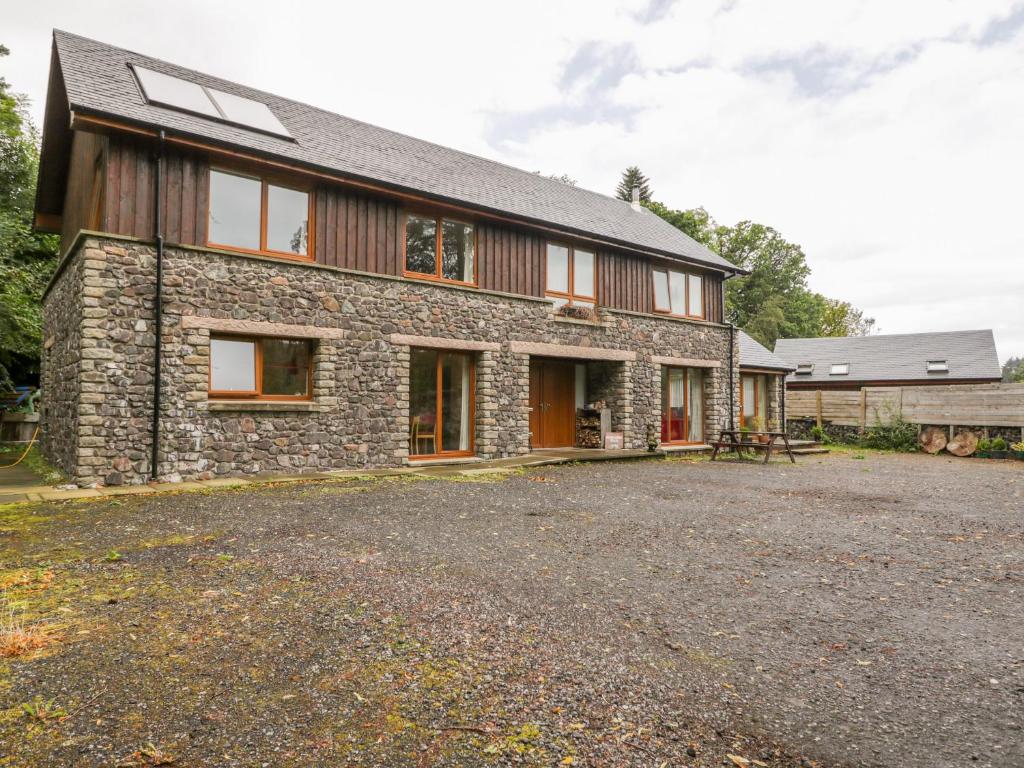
[546,243,595,308]
[209,336,312,399]
[926,360,949,373]
[830,362,850,375]
[208,169,310,259]
[404,213,475,284]
[652,268,703,318]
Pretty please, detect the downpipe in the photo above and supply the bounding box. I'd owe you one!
[150,130,165,480]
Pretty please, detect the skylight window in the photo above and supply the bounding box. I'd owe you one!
[206,88,290,137]
[926,360,949,373]
[795,363,814,375]
[830,363,850,375]
[131,65,291,138]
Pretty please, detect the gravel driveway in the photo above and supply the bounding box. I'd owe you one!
[2,450,1021,767]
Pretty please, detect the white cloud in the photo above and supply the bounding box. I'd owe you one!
[4,0,1023,359]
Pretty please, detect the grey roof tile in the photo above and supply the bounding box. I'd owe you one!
[773,330,1002,384]
[738,331,796,371]
[51,30,735,272]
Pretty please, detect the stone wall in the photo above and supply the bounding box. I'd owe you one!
[42,236,737,485]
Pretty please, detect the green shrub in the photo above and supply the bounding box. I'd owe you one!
[810,425,830,444]
[861,417,919,452]
[977,438,992,452]
[991,437,1007,451]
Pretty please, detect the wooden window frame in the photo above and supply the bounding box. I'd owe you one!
[408,349,476,460]
[208,335,314,401]
[652,268,705,320]
[661,366,704,446]
[206,167,315,263]
[402,211,478,286]
[544,242,597,306]
[739,373,762,431]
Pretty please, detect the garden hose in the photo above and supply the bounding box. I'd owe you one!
[0,425,40,469]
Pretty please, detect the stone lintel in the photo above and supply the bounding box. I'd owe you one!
[509,341,636,362]
[651,355,721,369]
[181,316,346,339]
[390,334,501,352]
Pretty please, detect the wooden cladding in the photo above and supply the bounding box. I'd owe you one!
[314,187,402,274]
[476,223,544,296]
[68,132,723,323]
[98,135,208,247]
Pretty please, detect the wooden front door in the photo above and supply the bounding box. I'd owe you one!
[529,359,576,448]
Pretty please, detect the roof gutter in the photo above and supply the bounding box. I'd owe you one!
[70,110,748,277]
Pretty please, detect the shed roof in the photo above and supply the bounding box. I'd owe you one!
[38,30,737,274]
[738,331,795,372]
[773,330,1002,384]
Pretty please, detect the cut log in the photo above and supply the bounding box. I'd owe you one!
[919,426,948,454]
[946,430,978,457]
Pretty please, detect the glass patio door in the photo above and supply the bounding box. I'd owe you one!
[661,367,704,444]
[410,349,474,457]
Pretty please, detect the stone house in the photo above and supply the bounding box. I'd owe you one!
[35,30,746,487]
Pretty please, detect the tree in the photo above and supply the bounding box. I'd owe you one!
[818,298,876,337]
[615,166,652,202]
[547,173,577,187]
[0,44,59,390]
[642,201,715,246]
[1002,356,1024,383]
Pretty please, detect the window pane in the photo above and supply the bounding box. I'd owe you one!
[261,339,310,397]
[573,249,595,297]
[668,271,686,315]
[209,170,261,250]
[410,349,439,456]
[207,88,291,137]
[210,338,256,392]
[441,220,474,282]
[688,274,703,316]
[653,271,670,311]
[405,215,437,275]
[133,66,220,117]
[266,184,308,255]
[440,353,472,452]
[546,244,569,293]
[742,376,756,429]
[687,369,703,442]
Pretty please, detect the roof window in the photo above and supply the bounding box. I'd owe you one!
[131,65,291,138]
[795,363,814,375]
[829,363,850,376]
[926,360,949,373]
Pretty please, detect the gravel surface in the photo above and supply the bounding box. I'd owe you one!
[1,450,1021,767]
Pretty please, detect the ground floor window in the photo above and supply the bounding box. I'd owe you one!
[740,373,770,430]
[409,349,474,457]
[661,366,703,444]
[209,335,312,399]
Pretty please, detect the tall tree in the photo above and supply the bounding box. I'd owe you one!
[0,44,59,389]
[615,166,653,202]
[818,298,876,337]
[1002,356,1023,383]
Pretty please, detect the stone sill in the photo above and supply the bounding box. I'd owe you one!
[206,400,322,413]
[406,456,483,468]
[551,313,607,328]
[658,443,712,453]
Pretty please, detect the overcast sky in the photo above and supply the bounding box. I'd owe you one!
[5,0,1023,361]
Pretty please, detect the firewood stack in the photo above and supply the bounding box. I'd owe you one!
[576,409,603,448]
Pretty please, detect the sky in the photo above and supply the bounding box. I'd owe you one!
[5,0,1023,362]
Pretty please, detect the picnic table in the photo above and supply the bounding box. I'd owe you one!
[710,429,796,464]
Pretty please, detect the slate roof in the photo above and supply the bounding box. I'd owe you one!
[738,331,796,372]
[42,30,736,273]
[774,330,1002,384]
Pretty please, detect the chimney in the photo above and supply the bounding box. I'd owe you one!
[631,186,642,211]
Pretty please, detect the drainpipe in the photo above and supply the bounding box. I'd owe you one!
[781,374,787,431]
[150,130,165,481]
[728,323,736,431]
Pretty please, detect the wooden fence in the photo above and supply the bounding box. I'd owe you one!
[786,383,1024,429]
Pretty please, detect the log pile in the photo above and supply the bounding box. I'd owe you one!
[576,409,602,449]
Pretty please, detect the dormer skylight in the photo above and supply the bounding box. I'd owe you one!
[926,360,949,373]
[829,363,850,375]
[131,65,291,139]
[795,363,814,375]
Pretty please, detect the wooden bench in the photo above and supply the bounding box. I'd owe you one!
[710,429,796,464]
